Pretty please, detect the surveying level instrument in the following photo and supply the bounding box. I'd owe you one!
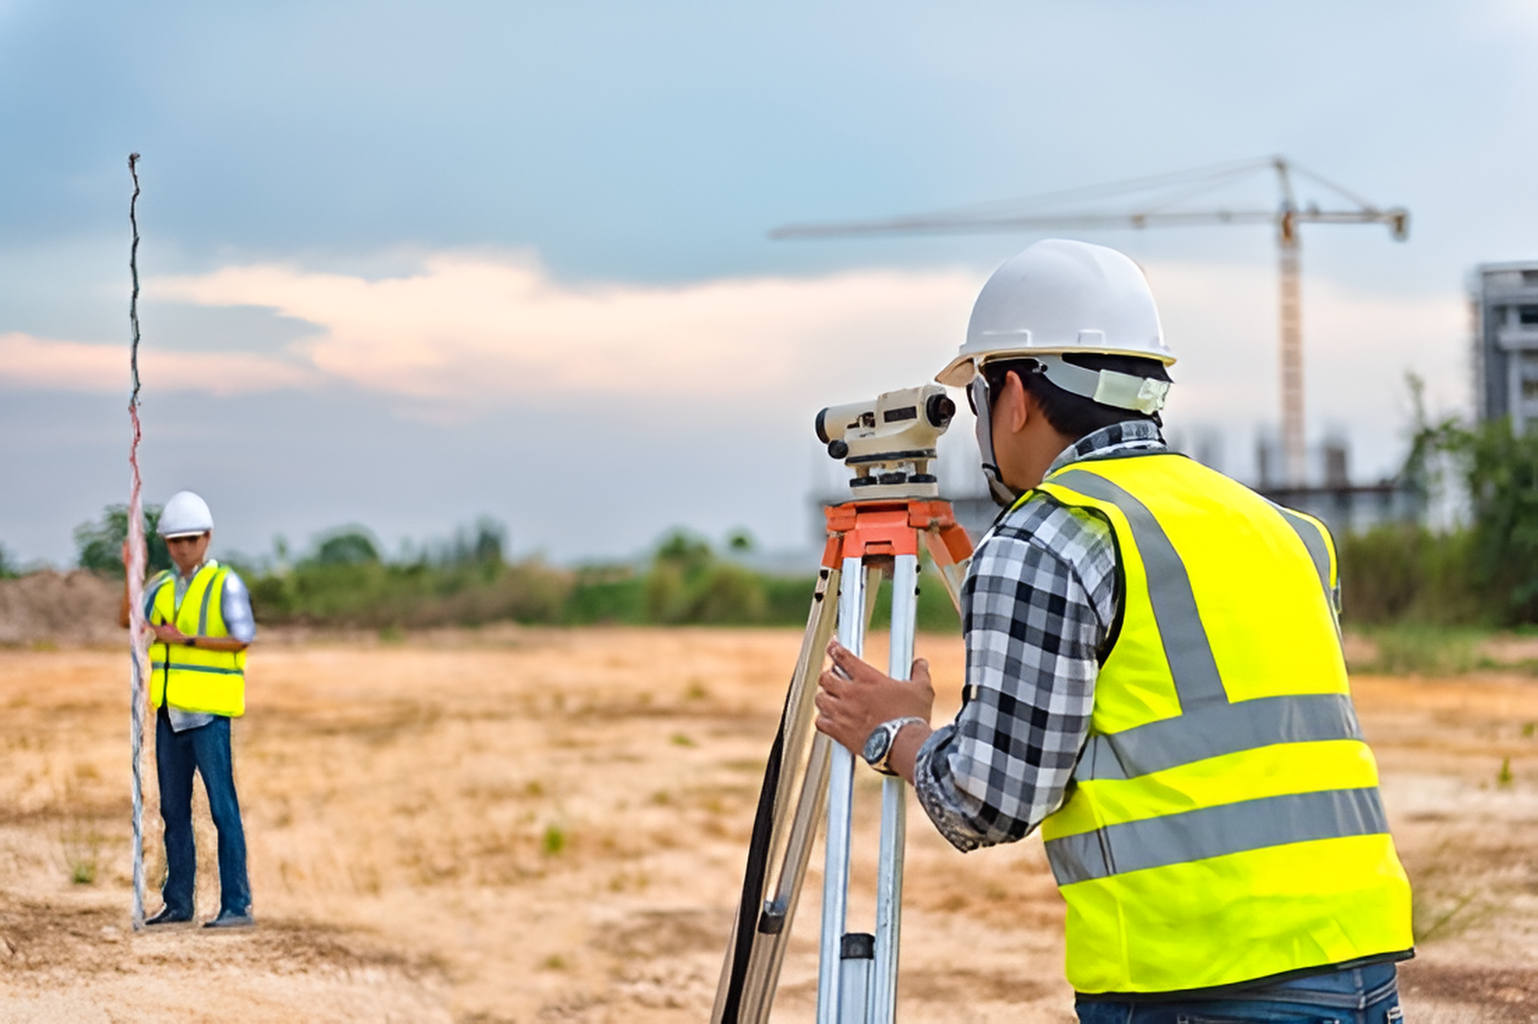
[713,384,974,1024]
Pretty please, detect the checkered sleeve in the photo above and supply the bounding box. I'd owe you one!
[914,498,1117,852]
[221,571,257,643]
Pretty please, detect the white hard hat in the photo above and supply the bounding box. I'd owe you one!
[157,490,214,538]
[935,239,1177,392]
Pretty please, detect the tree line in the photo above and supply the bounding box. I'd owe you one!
[26,405,1538,631]
[62,508,962,631]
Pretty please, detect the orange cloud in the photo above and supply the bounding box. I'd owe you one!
[0,332,317,395]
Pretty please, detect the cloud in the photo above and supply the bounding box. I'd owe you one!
[1146,260,1467,419]
[155,253,979,407]
[0,331,318,395]
[5,250,1466,480]
[1479,0,1538,35]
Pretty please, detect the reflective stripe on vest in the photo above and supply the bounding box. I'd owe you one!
[1028,454,1411,994]
[149,561,246,717]
[1050,469,1227,709]
[1273,503,1344,636]
[1076,691,1363,782]
[1046,785,1389,885]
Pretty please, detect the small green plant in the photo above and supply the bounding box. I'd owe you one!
[684,679,709,701]
[1498,757,1514,787]
[540,953,569,971]
[541,824,567,856]
[670,733,696,748]
[60,826,102,885]
[1523,722,1535,738]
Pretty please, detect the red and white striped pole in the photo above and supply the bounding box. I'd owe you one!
[125,152,150,931]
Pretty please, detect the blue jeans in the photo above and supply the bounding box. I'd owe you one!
[1076,962,1403,1023]
[155,709,251,916]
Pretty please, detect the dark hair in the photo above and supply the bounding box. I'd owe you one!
[984,352,1171,439]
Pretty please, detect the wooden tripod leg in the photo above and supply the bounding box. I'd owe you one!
[923,519,974,615]
[712,564,841,1024]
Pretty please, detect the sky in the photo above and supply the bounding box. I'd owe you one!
[2,0,1534,568]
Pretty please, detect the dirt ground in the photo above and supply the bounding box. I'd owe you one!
[1,628,1536,1023]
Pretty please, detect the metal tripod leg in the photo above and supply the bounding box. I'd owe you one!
[872,552,918,1022]
[817,554,867,1024]
[819,553,919,1024]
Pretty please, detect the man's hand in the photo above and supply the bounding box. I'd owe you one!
[151,623,188,644]
[814,640,934,757]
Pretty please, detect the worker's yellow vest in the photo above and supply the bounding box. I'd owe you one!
[148,561,246,717]
[1022,453,1412,994]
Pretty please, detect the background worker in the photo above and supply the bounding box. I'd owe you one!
[814,239,1413,1022]
[120,489,256,929]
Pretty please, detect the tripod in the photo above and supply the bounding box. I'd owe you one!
[712,493,972,1024]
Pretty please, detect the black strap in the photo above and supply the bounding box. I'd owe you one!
[717,693,792,1023]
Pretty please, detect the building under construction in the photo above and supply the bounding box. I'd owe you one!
[815,433,1425,555]
[1471,260,1538,431]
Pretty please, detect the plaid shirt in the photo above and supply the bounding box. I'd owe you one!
[913,420,1166,852]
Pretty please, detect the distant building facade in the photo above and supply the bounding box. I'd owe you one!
[811,432,1425,555]
[1472,260,1538,431]
[1252,435,1425,539]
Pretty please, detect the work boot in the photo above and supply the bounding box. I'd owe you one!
[145,905,193,926]
[203,908,255,929]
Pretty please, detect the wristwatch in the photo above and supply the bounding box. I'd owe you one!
[861,716,926,776]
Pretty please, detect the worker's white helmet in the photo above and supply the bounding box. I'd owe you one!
[157,490,214,538]
[935,239,1176,411]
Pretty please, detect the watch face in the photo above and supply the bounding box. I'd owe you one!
[862,726,890,765]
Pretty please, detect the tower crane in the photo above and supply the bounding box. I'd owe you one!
[771,156,1409,486]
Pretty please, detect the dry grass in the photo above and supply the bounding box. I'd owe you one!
[0,630,1535,1022]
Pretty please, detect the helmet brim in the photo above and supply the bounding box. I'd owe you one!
[934,356,976,389]
[936,344,1177,389]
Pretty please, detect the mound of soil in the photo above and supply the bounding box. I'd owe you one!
[0,571,122,646]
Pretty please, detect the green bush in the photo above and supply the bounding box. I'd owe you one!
[1355,624,1484,676]
[1402,395,1538,627]
[72,506,966,632]
[251,560,573,628]
[643,562,687,623]
[563,570,647,624]
[678,564,769,624]
[1338,526,1482,626]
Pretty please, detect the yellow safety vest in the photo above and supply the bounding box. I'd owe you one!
[1023,452,1411,995]
[148,561,246,718]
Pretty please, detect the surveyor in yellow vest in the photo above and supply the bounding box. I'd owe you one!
[121,490,255,929]
[814,240,1413,1021]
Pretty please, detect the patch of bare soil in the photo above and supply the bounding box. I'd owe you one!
[0,632,1534,1022]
